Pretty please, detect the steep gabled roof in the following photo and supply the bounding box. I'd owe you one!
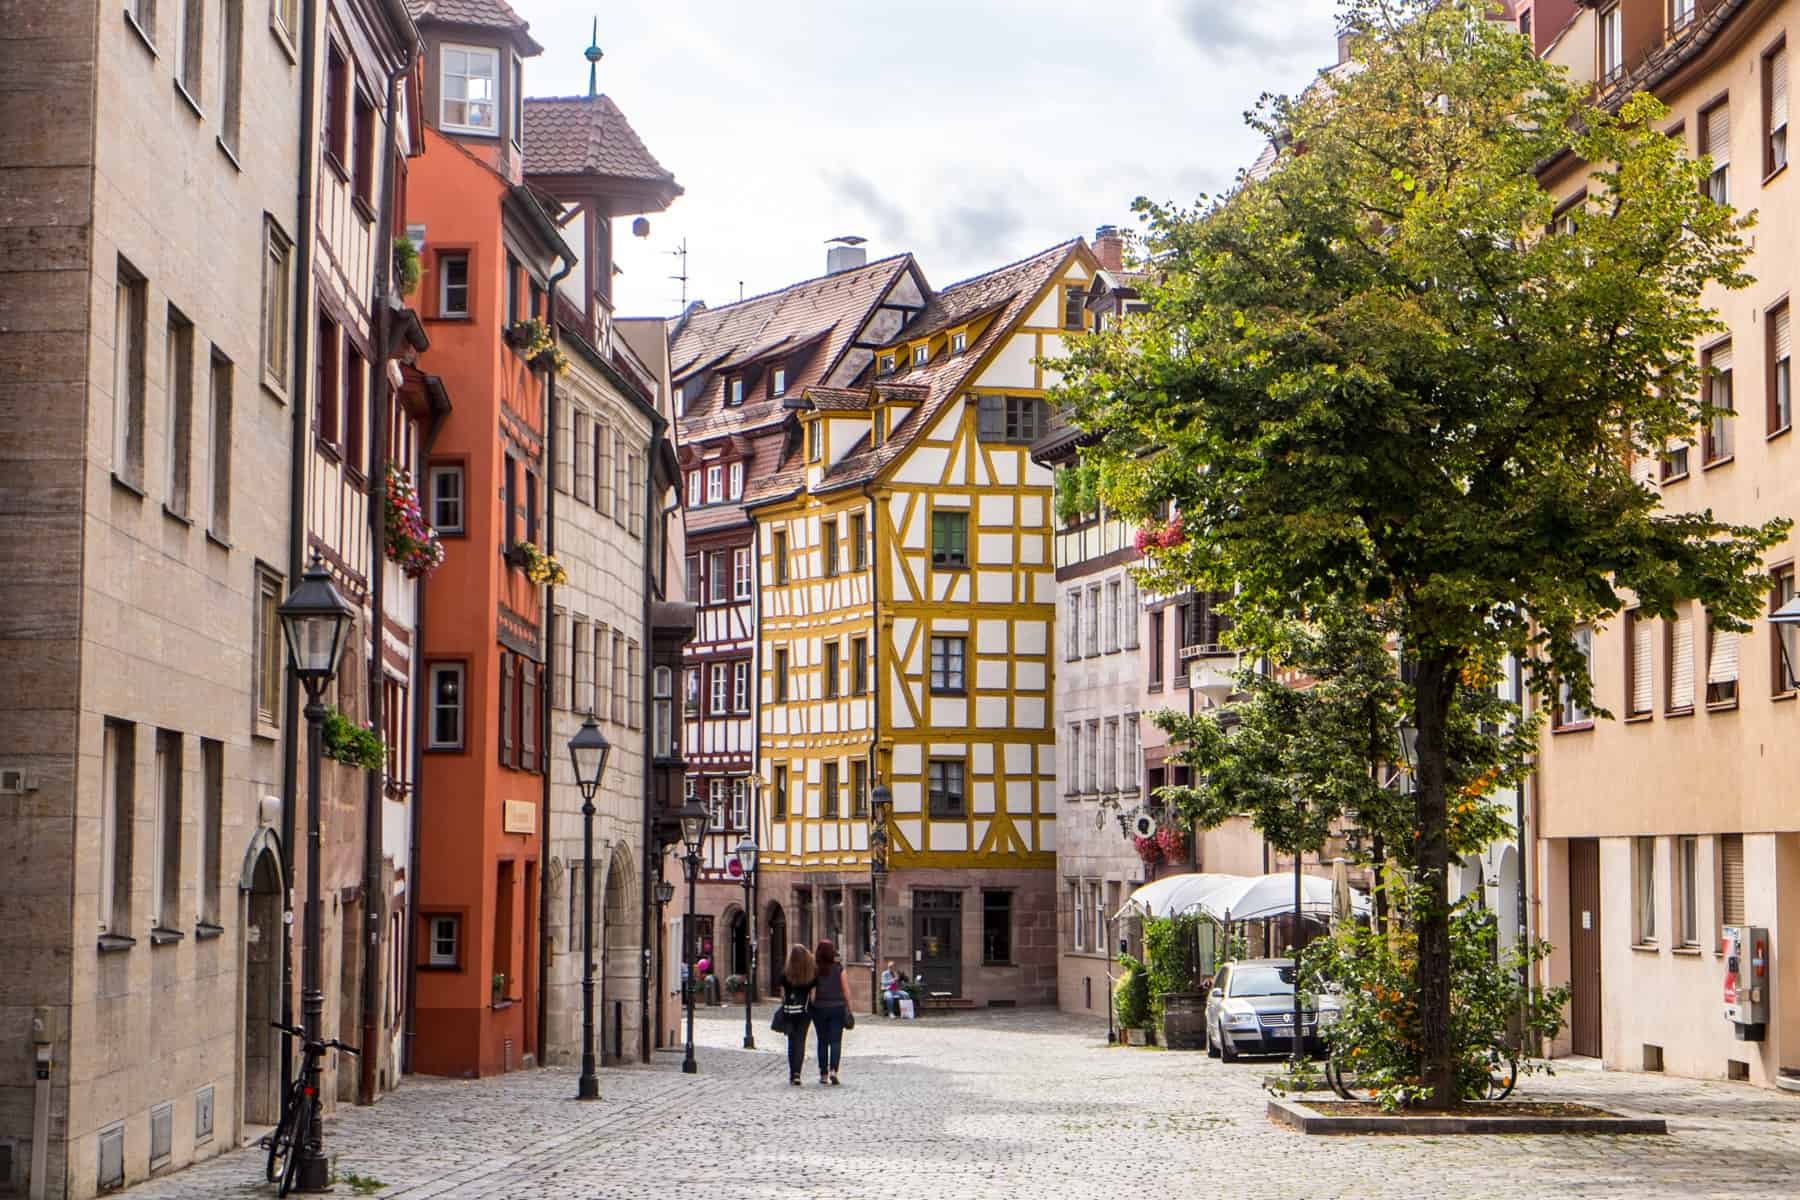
[404,0,542,53]
[806,238,1086,496]
[523,95,682,202]
[671,253,921,443]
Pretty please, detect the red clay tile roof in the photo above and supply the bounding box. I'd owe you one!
[672,253,920,444]
[523,95,681,193]
[405,0,542,53]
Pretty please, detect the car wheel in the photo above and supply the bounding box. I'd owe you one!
[1219,1028,1240,1063]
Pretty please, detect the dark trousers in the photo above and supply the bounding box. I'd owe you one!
[784,1017,808,1078]
[812,1003,847,1072]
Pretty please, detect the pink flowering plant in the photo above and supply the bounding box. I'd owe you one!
[1132,514,1185,555]
[385,464,445,578]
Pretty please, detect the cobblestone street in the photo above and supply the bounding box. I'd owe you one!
[129,1006,1800,1199]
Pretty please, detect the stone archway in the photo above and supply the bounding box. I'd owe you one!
[601,847,637,1064]
[240,834,285,1128]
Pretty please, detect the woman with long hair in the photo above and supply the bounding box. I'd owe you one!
[776,944,817,1085]
[810,940,850,1085]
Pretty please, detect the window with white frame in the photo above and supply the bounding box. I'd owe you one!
[1102,719,1118,792]
[732,660,750,713]
[438,252,469,318]
[1090,884,1105,956]
[730,777,749,829]
[686,471,701,507]
[1703,340,1734,464]
[1702,101,1731,205]
[429,464,464,533]
[729,461,744,500]
[1677,834,1700,947]
[428,915,459,966]
[1768,42,1788,176]
[1085,587,1101,656]
[1556,626,1592,727]
[439,44,498,133]
[1085,721,1100,793]
[705,464,723,503]
[653,666,674,758]
[1106,580,1122,653]
[1066,723,1081,795]
[1071,882,1086,951]
[733,546,752,599]
[1125,713,1141,792]
[1634,836,1657,944]
[1599,4,1622,82]
[1123,576,1140,648]
[710,663,729,714]
[1705,610,1739,706]
[428,663,464,748]
[929,636,965,693]
[1066,592,1081,661]
[770,366,787,397]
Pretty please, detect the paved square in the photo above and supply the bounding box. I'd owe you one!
[129,1007,1800,1198]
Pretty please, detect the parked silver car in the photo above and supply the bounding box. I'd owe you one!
[1204,958,1337,1061]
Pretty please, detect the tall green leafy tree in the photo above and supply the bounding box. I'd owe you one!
[1057,0,1785,1107]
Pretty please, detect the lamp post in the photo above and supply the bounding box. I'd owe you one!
[677,798,707,1074]
[869,784,892,1017]
[653,874,674,1045]
[276,553,355,1194]
[734,836,758,1048]
[568,716,611,1101]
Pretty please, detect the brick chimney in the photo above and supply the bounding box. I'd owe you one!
[1093,225,1125,273]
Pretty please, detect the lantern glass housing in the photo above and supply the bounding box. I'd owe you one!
[277,555,355,688]
[568,716,611,797]
[734,836,758,876]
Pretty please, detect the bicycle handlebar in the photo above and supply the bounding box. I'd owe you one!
[269,1021,361,1057]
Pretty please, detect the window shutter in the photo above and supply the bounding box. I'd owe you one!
[1709,103,1731,167]
[977,394,1003,439]
[1708,623,1740,684]
[1775,48,1790,131]
[1777,307,1792,362]
[1631,613,1653,714]
[1721,834,1746,927]
[1711,340,1734,375]
[1670,614,1695,708]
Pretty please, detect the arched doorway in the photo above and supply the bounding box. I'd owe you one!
[1495,846,1521,960]
[765,902,786,993]
[602,849,636,1064]
[728,909,749,979]
[240,836,284,1128]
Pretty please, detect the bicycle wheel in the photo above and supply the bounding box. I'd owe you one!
[278,1102,310,1199]
[1325,1054,1379,1102]
[265,1084,300,1182]
[1482,1043,1518,1101]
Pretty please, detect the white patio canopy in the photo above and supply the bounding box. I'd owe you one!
[1117,871,1370,923]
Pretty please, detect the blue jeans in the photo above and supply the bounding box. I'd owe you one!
[812,1003,847,1072]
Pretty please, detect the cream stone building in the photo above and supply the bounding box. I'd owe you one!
[0,0,319,1193]
[1529,0,1800,1086]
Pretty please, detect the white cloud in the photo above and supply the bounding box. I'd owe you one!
[510,0,1339,314]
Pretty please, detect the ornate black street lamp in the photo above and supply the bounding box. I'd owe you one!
[568,716,611,1101]
[869,784,892,1016]
[735,835,758,1048]
[276,553,355,1194]
[678,798,708,1074]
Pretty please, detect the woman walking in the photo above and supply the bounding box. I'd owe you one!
[811,940,851,1085]
[776,944,816,1086]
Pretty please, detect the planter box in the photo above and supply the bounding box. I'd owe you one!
[1266,1096,1667,1136]
[1125,1027,1155,1047]
[1160,991,1209,1051]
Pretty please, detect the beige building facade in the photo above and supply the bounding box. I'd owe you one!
[1531,0,1800,1086]
[0,1,311,1194]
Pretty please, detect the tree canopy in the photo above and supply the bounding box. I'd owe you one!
[1055,0,1788,1106]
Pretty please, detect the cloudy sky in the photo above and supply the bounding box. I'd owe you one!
[513,1,1342,316]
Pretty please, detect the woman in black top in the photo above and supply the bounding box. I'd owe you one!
[777,944,817,1085]
[811,940,850,1086]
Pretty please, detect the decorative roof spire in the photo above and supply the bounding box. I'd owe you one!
[585,17,604,98]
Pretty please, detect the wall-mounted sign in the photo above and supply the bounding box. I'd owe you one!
[503,800,536,835]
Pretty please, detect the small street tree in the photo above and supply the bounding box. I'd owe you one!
[1057,0,1787,1107]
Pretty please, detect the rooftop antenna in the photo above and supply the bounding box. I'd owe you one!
[668,238,689,307]
[584,18,603,98]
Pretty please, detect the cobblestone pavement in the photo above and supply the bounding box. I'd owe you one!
[128,1006,1800,1199]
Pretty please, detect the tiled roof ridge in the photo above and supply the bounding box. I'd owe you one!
[679,252,914,324]
[932,237,1081,298]
[405,0,540,51]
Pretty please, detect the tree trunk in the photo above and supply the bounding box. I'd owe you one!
[1412,653,1458,1109]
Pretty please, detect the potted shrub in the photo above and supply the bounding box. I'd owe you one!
[321,707,385,771]
[491,972,506,1005]
[1115,955,1154,1046]
[724,973,747,1001]
[391,235,422,297]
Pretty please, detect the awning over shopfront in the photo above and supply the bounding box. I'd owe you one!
[1118,871,1369,923]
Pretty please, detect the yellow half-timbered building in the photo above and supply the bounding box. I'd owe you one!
[749,239,1097,1007]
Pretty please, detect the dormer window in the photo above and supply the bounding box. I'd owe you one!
[440,45,499,134]
[879,353,896,375]
[686,471,701,507]
[706,465,723,504]
[726,377,744,406]
[729,461,744,499]
[807,420,822,463]
[871,410,884,448]
[912,344,928,367]
[770,366,787,398]
[950,330,967,355]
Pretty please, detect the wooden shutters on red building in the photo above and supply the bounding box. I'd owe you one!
[499,652,515,766]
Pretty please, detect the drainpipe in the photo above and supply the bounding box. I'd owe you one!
[639,424,671,1062]
[280,0,323,1109]
[537,255,576,1068]
[359,58,409,1104]
[402,385,449,1075]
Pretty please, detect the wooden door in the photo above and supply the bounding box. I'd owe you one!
[912,891,962,996]
[1567,838,1603,1058]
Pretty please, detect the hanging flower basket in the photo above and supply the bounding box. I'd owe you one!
[512,540,569,587]
[321,706,386,771]
[508,317,571,376]
[384,465,444,577]
[1133,514,1186,554]
[1133,834,1164,865]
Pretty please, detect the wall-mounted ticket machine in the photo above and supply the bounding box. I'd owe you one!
[1722,925,1769,1042]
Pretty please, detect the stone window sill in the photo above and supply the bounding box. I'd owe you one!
[98,933,137,954]
[196,921,225,941]
[150,926,185,946]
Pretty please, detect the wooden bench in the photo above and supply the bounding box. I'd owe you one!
[919,993,976,1013]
